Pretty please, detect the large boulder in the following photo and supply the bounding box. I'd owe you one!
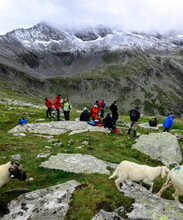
[40,153,117,174]
[1,180,80,220]
[8,121,110,136]
[132,132,182,166]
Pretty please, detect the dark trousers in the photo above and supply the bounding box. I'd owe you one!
[100,109,104,118]
[163,128,170,132]
[112,112,118,125]
[64,111,70,120]
[56,108,60,121]
[46,108,52,118]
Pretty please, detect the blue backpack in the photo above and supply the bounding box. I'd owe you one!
[19,118,27,125]
[88,121,96,126]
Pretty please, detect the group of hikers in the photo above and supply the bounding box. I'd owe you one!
[45,95,176,136]
[80,100,119,133]
[45,94,72,121]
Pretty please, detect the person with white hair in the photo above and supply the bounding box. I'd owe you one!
[80,107,90,121]
[90,104,99,120]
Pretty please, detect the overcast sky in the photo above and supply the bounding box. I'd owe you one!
[0,0,183,35]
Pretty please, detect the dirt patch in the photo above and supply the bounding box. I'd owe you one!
[75,183,88,191]
[96,201,113,212]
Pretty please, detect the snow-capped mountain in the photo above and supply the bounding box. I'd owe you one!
[0,23,182,116]
[1,22,183,53]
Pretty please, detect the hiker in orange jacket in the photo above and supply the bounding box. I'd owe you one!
[54,94,62,121]
[90,104,98,120]
[45,98,53,118]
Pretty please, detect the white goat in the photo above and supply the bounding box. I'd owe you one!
[109,160,169,192]
[157,165,183,210]
[0,161,26,187]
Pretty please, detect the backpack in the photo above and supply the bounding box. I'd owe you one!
[130,110,138,121]
[19,118,27,125]
[88,121,96,126]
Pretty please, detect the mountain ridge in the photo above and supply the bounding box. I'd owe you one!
[0,23,183,115]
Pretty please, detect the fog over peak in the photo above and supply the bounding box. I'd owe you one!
[1,0,183,35]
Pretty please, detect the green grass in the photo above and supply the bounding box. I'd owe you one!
[0,91,182,219]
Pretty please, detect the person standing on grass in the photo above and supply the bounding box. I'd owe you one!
[45,97,53,118]
[163,115,175,132]
[62,98,72,120]
[127,107,140,137]
[98,99,106,118]
[109,101,118,125]
[54,94,62,121]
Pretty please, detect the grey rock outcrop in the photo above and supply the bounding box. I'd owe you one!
[132,132,182,166]
[40,153,117,174]
[92,209,124,220]
[138,122,159,130]
[8,121,110,136]
[120,182,183,220]
[1,180,80,220]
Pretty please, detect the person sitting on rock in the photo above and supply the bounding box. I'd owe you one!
[103,113,119,133]
[149,117,158,127]
[80,107,90,121]
[90,104,99,120]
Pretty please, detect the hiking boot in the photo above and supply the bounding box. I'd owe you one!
[127,128,131,135]
[133,130,136,137]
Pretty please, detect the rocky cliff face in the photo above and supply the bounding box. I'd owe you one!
[0,22,183,115]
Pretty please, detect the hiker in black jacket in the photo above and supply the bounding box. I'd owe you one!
[109,101,118,125]
[127,107,140,137]
[80,107,90,121]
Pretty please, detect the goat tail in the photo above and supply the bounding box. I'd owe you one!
[109,170,117,179]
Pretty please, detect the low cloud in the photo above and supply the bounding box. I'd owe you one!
[0,0,183,34]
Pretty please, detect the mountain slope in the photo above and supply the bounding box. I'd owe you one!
[0,23,183,115]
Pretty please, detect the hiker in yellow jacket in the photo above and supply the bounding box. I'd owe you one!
[62,98,72,120]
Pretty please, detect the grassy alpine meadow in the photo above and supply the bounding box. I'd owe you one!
[0,88,183,219]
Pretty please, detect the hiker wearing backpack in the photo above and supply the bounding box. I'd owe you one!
[162,114,175,132]
[62,98,72,120]
[54,94,62,121]
[98,99,106,118]
[45,98,53,118]
[128,107,140,137]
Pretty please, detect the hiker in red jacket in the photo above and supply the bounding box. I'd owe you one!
[45,98,53,118]
[54,94,62,121]
[98,99,106,118]
[90,104,98,120]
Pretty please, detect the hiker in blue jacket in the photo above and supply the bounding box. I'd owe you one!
[163,115,175,132]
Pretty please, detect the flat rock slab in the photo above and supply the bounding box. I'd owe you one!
[40,153,117,174]
[138,122,159,130]
[132,132,182,166]
[8,121,110,136]
[1,180,80,220]
[120,182,183,220]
